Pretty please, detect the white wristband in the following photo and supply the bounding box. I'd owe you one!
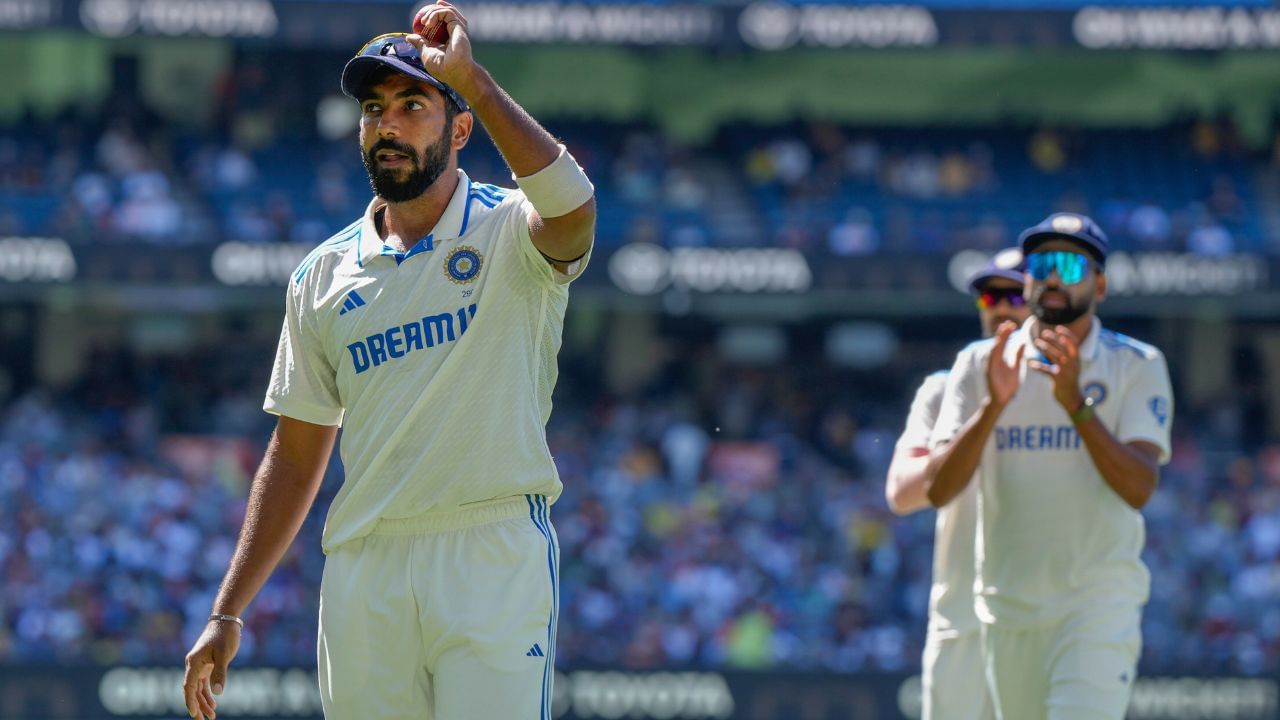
[513,145,594,219]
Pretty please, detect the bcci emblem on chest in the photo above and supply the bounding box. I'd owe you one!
[1083,382,1108,405]
[445,246,484,284]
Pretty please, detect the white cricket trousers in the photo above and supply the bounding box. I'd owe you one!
[317,494,559,720]
[983,604,1141,720]
[923,629,995,720]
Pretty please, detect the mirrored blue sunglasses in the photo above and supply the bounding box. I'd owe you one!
[1026,251,1092,285]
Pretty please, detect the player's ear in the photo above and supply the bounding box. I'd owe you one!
[1094,270,1107,302]
[451,110,473,151]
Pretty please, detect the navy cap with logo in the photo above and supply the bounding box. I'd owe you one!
[341,33,469,113]
[967,247,1026,295]
[1018,212,1109,268]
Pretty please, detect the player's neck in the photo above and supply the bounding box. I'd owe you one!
[379,170,461,250]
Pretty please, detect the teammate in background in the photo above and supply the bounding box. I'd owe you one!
[927,214,1173,720]
[182,3,595,718]
[886,248,1029,720]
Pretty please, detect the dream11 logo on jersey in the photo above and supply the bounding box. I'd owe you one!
[347,305,477,375]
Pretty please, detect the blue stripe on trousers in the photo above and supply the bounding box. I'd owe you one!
[526,495,557,720]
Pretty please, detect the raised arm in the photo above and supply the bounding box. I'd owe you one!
[183,416,337,720]
[411,2,596,266]
[926,396,1005,508]
[1030,325,1169,509]
[926,323,1023,508]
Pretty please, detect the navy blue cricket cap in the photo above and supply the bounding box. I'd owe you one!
[968,247,1026,295]
[341,33,469,113]
[1018,212,1109,268]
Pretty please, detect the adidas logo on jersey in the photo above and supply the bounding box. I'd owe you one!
[526,643,545,657]
[338,290,367,316]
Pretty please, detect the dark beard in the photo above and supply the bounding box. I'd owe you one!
[362,131,451,203]
[1032,287,1090,325]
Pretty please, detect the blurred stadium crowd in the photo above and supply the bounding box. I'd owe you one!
[3,63,1279,681]
[1,73,1276,254]
[0,328,1276,676]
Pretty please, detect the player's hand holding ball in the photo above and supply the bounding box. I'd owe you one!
[408,1,480,99]
[414,7,451,46]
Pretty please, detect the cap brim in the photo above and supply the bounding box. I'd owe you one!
[341,55,450,100]
[968,268,1027,294]
[1020,231,1107,266]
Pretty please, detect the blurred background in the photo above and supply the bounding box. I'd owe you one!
[2,0,1280,717]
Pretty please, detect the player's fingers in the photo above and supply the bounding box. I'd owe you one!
[183,657,204,718]
[419,4,445,33]
[1033,339,1064,364]
[199,679,217,714]
[1027,359,1055,376]
[415,3,443,22]
[196,663,216,718]
[418,7,444,32]
[417,8,465,49]
[992,324,1012,352]
[416,7,447,35]
[436,2,467,25]
[1040,334,1072,363]
[210,655,230,696]
[197,684,216,720]
[422,6,464,30]
[446,18,470,52]
[1055,326,1079,358]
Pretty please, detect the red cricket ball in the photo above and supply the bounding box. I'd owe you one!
[425,22,449,45]
[414,14,449,46]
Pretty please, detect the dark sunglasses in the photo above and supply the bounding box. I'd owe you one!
[357,33,469,112]
[1026,251,1093,285]
[976,287,1027,310]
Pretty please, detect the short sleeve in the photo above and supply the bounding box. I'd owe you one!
[930,346,984,449]
[507,194,592,286]
[1115,352,1174,465]
[263,283,344,426]
[896,372,948,451]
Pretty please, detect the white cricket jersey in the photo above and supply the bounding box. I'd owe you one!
[930,317,1173,630]
[895,370,982,638]
[264,169,590,552]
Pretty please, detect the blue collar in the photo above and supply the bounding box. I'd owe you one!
[355,169,472,267]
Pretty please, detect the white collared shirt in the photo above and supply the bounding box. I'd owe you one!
[895,370,983,638]
[264,170,590,551]
[930,317,1173,629]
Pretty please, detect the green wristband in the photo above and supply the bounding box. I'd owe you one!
[1070,396,1096,425]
